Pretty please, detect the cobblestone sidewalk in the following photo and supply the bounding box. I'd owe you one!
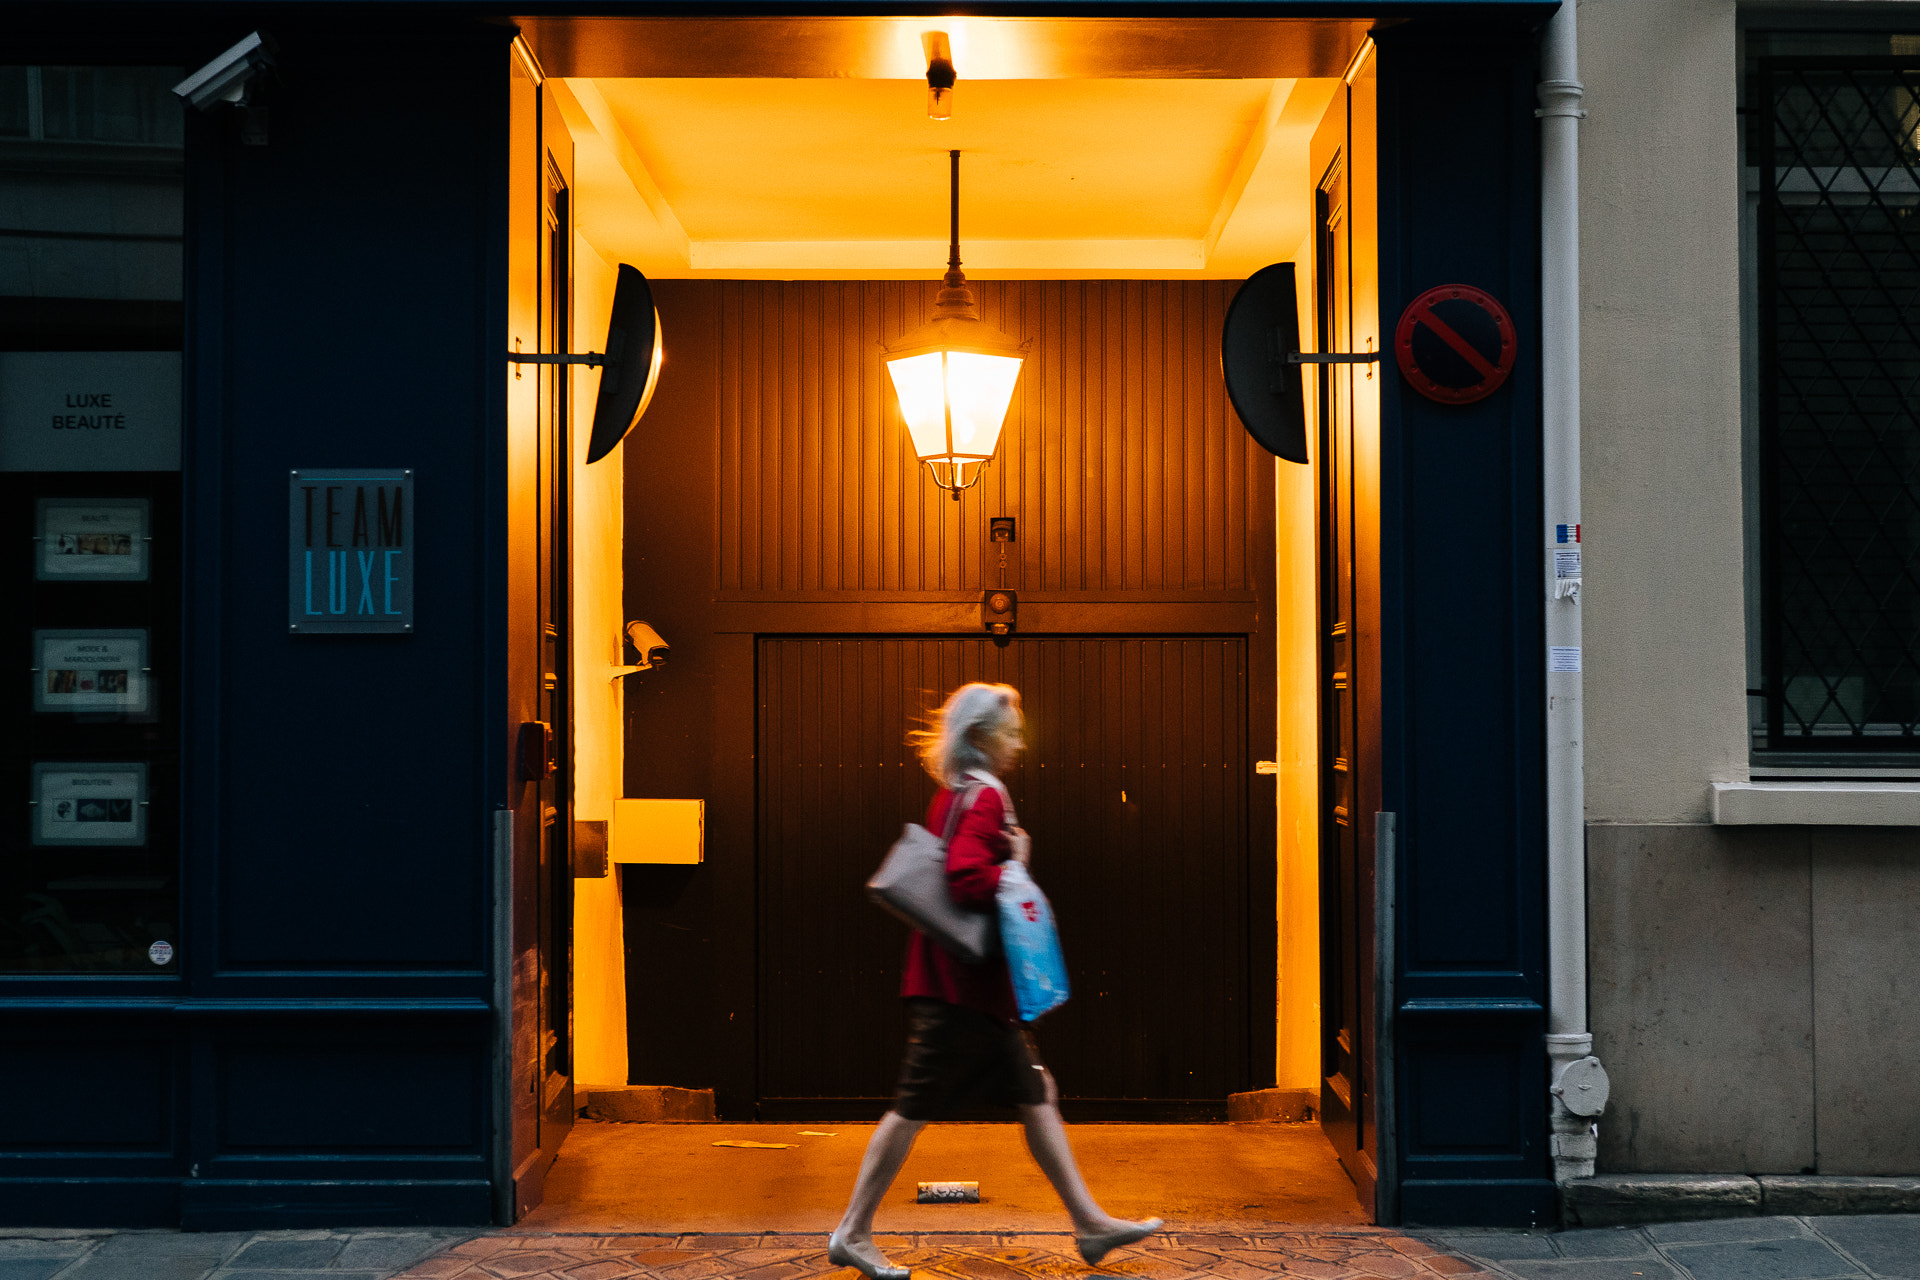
[395,1230,1491,1279]
[0,1229,470,1280]
[6,1215,1916,1280]
[1423,1215,1920,1280]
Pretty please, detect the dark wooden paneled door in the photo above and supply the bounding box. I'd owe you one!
[503,59,573,1219]
[533,134,575,1171]
[757,636,1250,1118]
[1314,59,1383,1209]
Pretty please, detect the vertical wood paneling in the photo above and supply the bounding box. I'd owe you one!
[708,281,1258,596]
[756,636,1250,1105]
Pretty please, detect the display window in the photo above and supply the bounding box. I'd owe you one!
[0,66,181,972]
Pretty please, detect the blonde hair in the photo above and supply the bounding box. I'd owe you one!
[910,683,1023,787]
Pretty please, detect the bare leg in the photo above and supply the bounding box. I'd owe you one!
[1016,1070,1161,1262]
[1015,1100,1133,1235]
[833,1110,927,1244]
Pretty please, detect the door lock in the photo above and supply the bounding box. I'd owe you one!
[517,721,554,782]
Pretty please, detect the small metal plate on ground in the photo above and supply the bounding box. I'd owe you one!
[917,1181,980,1203]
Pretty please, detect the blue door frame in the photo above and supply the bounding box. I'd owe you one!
[0,1,1555,1229]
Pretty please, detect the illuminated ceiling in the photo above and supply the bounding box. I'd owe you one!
[525,17,1363,279]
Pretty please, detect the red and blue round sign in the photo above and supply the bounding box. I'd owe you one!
[1394,284,1516,405]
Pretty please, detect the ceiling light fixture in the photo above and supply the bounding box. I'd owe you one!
[883,150,1027,501]
[923,31,956,120]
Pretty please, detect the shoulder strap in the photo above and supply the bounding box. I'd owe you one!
[961,768,1019,828]
[940,783,985,845]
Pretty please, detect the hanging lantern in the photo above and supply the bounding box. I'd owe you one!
[884,150,1026,499]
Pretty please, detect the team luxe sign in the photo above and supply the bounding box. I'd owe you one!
[287,470,413,634]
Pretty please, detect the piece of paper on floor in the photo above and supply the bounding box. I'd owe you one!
[798,1130,838,1137]
[712,1140,795,1149]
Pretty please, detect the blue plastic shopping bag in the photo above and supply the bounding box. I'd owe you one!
[996,862,1071,1023]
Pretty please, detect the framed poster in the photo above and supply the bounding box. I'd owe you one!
[36,498,150,581]
[32,763,147,846]
[33,630,150,714]
[288,469,414,634]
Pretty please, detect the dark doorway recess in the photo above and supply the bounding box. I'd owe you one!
[756,634,1251,1121]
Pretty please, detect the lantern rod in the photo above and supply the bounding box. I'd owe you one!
[949,150,962,274]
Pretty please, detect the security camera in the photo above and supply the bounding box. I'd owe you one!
[625,621,670,670]
[173,31,274,111]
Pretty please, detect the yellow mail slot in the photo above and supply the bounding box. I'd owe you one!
[610,798,704,865]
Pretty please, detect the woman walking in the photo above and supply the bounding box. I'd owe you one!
[827,683,1161,1280]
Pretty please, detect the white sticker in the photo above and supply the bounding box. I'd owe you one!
[1549,646,1582,673]
[147,940,173,965]
[1554,548,1582,579]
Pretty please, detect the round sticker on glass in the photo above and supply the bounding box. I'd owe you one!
[148,940,174,966]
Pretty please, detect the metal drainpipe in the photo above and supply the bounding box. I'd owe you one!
[1538,0,1611,1185]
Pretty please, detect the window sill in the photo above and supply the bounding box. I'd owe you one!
[1712,781,1920,825]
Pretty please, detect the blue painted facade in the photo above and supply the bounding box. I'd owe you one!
[0,2,1556,1230]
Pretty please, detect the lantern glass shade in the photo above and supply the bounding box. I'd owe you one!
[884,323,1025,494]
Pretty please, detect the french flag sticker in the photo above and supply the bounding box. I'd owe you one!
[1555,523,1582,544]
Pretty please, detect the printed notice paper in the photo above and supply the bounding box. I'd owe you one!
[37,498,149,581]
[34,763,147,846]
[33,630,149,714]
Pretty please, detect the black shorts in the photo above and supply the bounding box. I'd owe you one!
[892,998,1051,1120]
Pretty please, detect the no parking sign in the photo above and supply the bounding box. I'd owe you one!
[1394,284,1516,405]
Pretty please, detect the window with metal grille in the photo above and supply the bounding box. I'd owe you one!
[1751,41,1920,755]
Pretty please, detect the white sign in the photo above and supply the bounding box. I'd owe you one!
[33,763,147,846]
[147,940,174,966]
[0,352,181,471]
[33,630,150,714]
[37,498,149,580]
[1549,646,1582,673]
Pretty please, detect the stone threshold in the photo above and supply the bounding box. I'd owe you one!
[1564,1173,1920,1226]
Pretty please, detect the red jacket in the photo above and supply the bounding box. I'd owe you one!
[900,783,1019,1024]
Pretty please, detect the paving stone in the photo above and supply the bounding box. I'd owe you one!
[555,1265,639,1280]
[337,1234,468,1270]
[1500,1262,1683,1280]
[0,1261,75,1280]
[91,1233,249,1258]
[0,1241,94,1259]
[1436,1235,1559,1261]
[1151,1248,1239,1268]
[60,1256,227,1280]
[1807,1215,1920,1278]
[649,1259,733,1279]
[1549,1231,1653,1260]
[227,1237,345,1268]
[481,1255,591,1278]
[215,1272,389,1280]
[395,1260,476,1278]
[1643,1217,1808,1245]
[1661,1237,1865,1280]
